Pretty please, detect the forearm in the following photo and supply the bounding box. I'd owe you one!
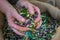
[0,0,15,14]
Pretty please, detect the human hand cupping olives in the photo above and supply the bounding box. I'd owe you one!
[0,0,42,36]
[14,0,42,36]
[17,0,42,28]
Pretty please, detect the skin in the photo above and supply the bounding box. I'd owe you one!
[0,0,42,36]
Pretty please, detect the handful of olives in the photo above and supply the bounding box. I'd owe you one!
[15,6,39,33]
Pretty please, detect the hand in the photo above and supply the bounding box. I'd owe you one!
[0,0,42,36]
[0,0,32,36]
[6,7,33,35]
[17,0,42,29]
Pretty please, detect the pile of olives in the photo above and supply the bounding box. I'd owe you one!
[3,6,59,40]
[15,7,59,40]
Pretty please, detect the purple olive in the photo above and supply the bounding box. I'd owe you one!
[25,19,31,25]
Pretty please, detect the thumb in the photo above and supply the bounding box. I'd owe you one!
[13,12,25,22]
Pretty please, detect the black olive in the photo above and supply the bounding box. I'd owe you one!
[33,12,38,20]
[35,12,38,15]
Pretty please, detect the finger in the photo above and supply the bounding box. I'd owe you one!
[27,4,34,15]
[33,6,43,29]
[7,14,30,32]
[36,20,43,29]
[9,21,30,31]
[12,12,25,22]
[17,2,34,15]
[11,27,25,36]
[9,19,30,31]
[33,5,42,23]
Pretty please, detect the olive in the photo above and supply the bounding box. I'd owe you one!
[33,12,38,20]
[25,19,31,25]
[20,23,26,27]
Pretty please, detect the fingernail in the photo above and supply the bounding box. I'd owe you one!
[21,18,25,22]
